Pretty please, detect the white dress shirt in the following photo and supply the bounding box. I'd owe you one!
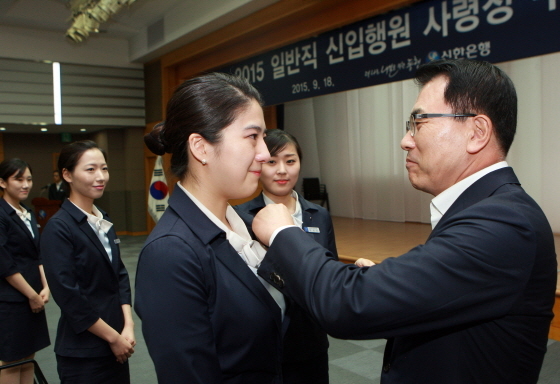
[430,161,508,229]
[68,200,113,261]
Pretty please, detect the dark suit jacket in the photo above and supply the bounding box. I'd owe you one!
[41,199,131,358]
[0,199,42,302]
[48,182,66,201]
[135,189,285,384]
[258,167,557,384]
[235,192,338,364]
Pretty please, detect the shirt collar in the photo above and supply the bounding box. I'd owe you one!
[430,161,508,229]
[262,190,303,227]
[176,182,267,268]
[68,200,113,234]
[7,201,31,221]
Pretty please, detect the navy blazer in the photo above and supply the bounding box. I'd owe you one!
[235,192,338,364]
[0,199,42,302]
[258,167,557,384]
[135,188,285,384]
[235,192,338,259]
[48,183,66,201]
[41,199,131,358]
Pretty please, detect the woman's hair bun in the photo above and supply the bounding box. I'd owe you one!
[144,122,168,156]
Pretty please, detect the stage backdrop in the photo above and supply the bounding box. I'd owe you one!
[218,0,559,106]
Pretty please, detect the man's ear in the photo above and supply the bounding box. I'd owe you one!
[0,178,7,189]
[467,114,492,154]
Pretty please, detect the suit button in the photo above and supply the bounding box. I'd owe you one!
[270,273,285,288]
[383,363,391,372]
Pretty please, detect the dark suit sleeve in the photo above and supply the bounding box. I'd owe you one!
[41,217,101,334]
[258,202,537,340]
[324,213,338,260]
[117,257,131,306]
[135,235,223,384]
[0,212,19,278]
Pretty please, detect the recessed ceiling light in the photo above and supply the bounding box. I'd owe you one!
[41,128,48,132]
[0,127,6,131]
[80,128,87,132]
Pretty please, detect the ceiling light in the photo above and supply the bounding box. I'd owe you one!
[0,127,6,131]
[80,128,87,132]
[41,128,48,132]
[66,0,138,43]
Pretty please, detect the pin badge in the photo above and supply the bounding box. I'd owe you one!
[304,227,320,233]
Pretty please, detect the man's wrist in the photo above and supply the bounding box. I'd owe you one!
[269,225,299,245]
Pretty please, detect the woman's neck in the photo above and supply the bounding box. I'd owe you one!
[263,190,296,214]
[68,193,94,214]
[181,178,231,230]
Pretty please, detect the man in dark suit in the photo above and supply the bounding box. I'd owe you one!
[253,59,557,383]
[48,170,66,201]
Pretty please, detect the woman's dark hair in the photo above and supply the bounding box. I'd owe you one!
[58,140,107,194]
[144,72,264,178]
[415,59,517,154]
[0,158,31,190]
[264,129,303,161]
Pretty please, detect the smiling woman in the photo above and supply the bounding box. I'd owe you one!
[235,129,338,384]
[0,158,50,384]
[134,73,289,384]
[40,141,134,384]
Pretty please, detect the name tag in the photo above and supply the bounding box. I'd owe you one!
[114,238,121,244]
[304,227,320,234]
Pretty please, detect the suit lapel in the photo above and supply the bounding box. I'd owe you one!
[299,194,319,240]
[0,199,37,247]
[211,236,282,327]
[99,208,119,270]
[429,167,520,240]
[27,206,40,250]
[62,200,115,268]
[170,190,283,328]
[245,193,266,216]
[78,220,114,266]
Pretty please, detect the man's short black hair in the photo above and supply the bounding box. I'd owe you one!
[415,59,517,154]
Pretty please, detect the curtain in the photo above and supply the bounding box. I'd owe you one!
[285,52,560,233]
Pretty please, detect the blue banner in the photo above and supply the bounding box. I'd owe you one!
[218,0,560,106]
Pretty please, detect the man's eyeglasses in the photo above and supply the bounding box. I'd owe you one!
[406,113,477,137]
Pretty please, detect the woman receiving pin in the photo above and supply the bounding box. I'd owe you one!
[135,73,287,384]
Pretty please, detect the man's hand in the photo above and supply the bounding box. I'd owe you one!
[252,204,295,246]
[355,258,376,267]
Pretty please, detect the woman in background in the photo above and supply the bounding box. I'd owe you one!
[41,140,134,384]
[135,73,286,384]
[0,158,50,384]
[235,129,338,384]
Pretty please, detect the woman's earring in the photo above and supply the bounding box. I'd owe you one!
[201,159,207,165]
